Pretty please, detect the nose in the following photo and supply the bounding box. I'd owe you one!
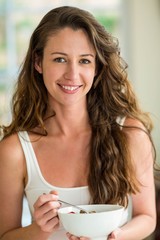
[64,62,79,81]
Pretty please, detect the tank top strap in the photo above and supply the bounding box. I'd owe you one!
[116,116,126,129]
[18,131,41,189]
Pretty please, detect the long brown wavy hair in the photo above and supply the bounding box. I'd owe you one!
[1,6,155,206]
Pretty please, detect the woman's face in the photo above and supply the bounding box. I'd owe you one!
[35,27,96,108]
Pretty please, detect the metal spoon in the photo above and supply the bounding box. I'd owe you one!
[58,199,88,213]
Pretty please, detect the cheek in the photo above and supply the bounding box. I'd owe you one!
[85,70,95,88]
[42,71,55,93]
[42,67,58,85]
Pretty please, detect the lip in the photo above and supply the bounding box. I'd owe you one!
[58,84,82,93]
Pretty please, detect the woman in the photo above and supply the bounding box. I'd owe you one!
[0,6,156,240]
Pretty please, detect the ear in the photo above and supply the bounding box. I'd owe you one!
[34,54,43,74]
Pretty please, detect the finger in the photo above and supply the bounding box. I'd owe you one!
[66,233,89,240]
[50,190,59,196]
[108,234,115,239]
[40,216,60,233]
[34,199,60,220]
[66,232,77,239]
[109,228,122,239]
[34,193,59,209]
[35,207,58,226]
[66,232,71,239]
[70,235,78,240]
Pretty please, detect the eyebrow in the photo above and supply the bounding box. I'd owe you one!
[51,52,95,58]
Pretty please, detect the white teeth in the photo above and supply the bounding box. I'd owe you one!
[61,85,79,91]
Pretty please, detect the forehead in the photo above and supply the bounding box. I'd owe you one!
[44,27,96,54]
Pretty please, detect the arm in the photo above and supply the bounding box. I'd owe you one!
[108,118,156,240]
[0,134,60,240]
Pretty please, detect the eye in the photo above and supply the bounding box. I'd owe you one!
[80,59,91,64]
[53,57,66,63]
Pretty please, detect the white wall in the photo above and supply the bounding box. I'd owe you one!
[121,0,160,163]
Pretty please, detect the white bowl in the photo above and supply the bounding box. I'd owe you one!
[58,204,124,240]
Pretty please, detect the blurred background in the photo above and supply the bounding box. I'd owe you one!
[0,0,160,239]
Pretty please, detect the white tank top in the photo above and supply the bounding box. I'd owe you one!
[18,128,132,240]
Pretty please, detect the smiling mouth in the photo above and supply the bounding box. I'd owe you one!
[58,84,82,91]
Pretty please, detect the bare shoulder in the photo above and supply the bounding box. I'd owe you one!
[123,117,146,129]
[122,118,154,175]
[0,133,25,176]
[122,117,150,142]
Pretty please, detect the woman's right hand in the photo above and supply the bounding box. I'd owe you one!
[33,190,61,233]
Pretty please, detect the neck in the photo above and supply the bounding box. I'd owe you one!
[45,103,91,136]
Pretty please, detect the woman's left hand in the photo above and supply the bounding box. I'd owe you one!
[66,232,90,240]
[107,228,122,240]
